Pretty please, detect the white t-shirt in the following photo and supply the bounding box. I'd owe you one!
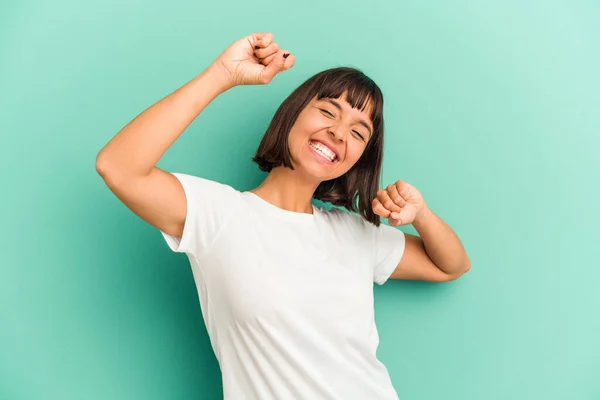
[160,172,406,400]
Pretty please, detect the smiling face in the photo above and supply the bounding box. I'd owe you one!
[251,66,386,225]
[287,91,374,182]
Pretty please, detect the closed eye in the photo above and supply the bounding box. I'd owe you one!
[319,109,334,117]
[352,130,365,141]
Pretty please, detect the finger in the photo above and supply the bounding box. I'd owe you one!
[371,198,392,218]
[390,207,417,226]
[394,180,411,200]
[261,50,292,83]
[388,213,401,227]
[377,189,402,213]
[386,183,406,207]
[389,210,402,225]
[253,32,274,49]
[282,53,295,71]
[260,52,278,66]
[255,42,280,63]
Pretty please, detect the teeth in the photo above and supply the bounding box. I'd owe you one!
[310,141,336,162]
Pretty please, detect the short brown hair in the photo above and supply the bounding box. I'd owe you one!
[252,67,386,226]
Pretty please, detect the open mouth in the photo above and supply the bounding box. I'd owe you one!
[309,140,338,163]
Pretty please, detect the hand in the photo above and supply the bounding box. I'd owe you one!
[210,32,295,88]
[372,180,427,227]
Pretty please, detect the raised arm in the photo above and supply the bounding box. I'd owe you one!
[95,65,232,237]
[95,32,293,237]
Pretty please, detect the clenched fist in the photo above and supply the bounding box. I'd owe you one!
[211,32,295,88]
[372,180,427,227]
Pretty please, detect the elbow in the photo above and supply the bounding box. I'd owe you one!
[456,259,471,280]
[95,152,123,186]
[448,259,471,281]
[95,150,111,177]
[463,258,471,273]
[95,149,151,183]
[95,150,126,181]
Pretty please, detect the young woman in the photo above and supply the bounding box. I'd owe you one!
[96,32,470,400]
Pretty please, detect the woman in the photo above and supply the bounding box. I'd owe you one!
[96,32,470,400]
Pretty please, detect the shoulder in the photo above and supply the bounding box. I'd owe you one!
[170,172,241,200]
[169,172,244,215]
[318,206,374,238]
[171,172,239,192]
[319,206,401,239]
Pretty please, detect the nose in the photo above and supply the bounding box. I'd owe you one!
[328,126,345,142]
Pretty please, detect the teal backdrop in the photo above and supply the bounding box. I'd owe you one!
[1,1,599,399]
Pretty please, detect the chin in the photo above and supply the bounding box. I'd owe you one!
[299,161,348,183]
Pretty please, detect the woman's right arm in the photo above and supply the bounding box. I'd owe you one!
[95,65,232,238]
[96,32,293,238]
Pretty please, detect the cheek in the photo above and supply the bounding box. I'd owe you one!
[288,118,322,149]
[295,110,327,133]
[345,144,366,165]
[287,128,304,152]
[286,128,309,163]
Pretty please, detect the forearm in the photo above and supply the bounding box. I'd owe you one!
[96,64,233,179]
[412,206,470,276]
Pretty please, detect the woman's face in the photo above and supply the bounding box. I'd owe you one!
[287,92,374,182]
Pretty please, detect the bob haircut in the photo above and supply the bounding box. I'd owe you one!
[252,66,386,226]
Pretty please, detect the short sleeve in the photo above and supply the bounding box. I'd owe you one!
[371,222,406,285]
[331,208,406,285]
[159,172,241,260]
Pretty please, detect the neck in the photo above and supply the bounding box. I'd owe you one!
[250,166,319,214]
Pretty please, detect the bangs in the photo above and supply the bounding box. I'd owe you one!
[314,70,382,123]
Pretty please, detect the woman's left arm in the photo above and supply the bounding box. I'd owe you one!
[372,181,471,282]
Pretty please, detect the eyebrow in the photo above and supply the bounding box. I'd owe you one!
[323,99,373,137]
